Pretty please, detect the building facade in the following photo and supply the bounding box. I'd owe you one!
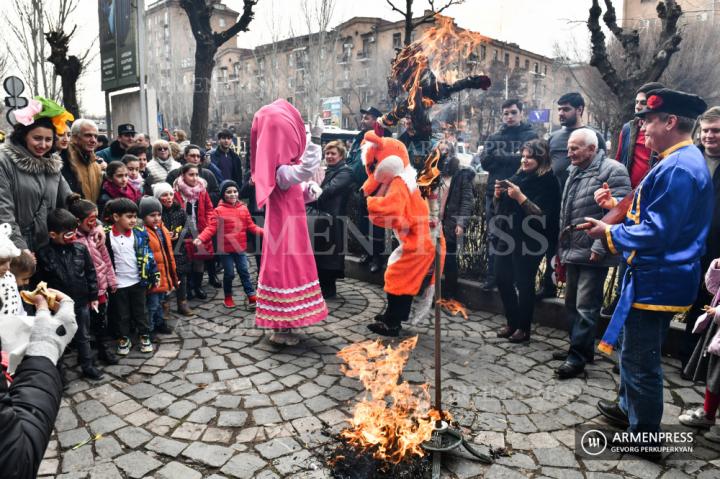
[622,0,720,28]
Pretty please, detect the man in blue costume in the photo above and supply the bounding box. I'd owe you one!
[585,89,712,452]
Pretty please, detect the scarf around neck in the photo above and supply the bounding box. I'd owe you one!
[174,175,206,202]
[103,178,142,203]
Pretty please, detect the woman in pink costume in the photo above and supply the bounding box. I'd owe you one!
[251,99,328,345]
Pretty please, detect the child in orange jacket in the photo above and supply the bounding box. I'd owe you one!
[139,197,179,337]
[195,180,263,309]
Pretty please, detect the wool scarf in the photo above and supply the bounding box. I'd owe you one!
[174,175,206,203]
[102,179,142,203]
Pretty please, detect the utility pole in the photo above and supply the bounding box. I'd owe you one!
[137,0,148,135]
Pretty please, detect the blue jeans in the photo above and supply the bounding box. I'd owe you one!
[565,264,608,367]
[221,253,255,298]
[147,292,166,332]
[618,308,673,433]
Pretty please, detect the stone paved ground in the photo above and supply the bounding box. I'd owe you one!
[41,277,720,479]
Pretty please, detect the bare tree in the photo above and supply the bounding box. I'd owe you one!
[4,0,59,99]
[587,0,682,127]
[44,0,96,118]
[178,0,258,143]
[385,0,464,46]
[0,51,8,81]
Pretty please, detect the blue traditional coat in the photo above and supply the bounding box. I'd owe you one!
[599,141,714,353]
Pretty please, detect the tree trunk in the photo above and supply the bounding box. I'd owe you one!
[45,30,82,118]
[190,41,217,144]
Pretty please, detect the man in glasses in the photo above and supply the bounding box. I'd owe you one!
[97,123,136,163]
[63,119,103,203]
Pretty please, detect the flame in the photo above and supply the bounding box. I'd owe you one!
[391,15,490,112]
[438,298,468,320]
[337,337,437,463]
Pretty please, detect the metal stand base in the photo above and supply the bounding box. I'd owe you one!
[421,421,492,479]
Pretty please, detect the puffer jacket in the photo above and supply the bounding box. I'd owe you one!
[479,122,538,196]
[104,225,160,289]
[75,226,118,298]
[198,200,263,254]
[174,190,215,257]
[0,348,63,479]
[35,242,99,303]
[0,142,72,250]
[146,224,179,293]
[559,152,631,266]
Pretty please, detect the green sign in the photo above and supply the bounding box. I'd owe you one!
[99,0,139,91]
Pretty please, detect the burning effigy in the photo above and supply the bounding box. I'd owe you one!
[329,337,439,478]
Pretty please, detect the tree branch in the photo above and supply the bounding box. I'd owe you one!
[587,0,625,96]
[214,0,259,47]
[601,0,640,65]
[385,0,407,17]
[635,0,683,82]
[412,0,463,28]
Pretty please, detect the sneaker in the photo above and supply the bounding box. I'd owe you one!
[248,295,257,310]
[139,335,153,354]
[679,407,716,428]
[224,296,236,308]
[117,337,131,356]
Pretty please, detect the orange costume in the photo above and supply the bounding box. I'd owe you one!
[361,131,439,334]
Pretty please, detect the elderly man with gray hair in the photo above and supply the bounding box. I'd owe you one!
[553,128,631,379]
[61,119,103,203]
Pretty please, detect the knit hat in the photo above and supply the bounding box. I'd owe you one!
[139,196,162,219]
[219,180,239,200]
[152,182,173,199]
[0,223,21,260]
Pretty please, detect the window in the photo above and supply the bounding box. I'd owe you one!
[544,65,547,75]
[339,42,352,63]
[524,59,530,70]
[494,49,498,60]
[393,33,402,49]
[480,45,487,60]
[219,18,226,28]
[514,56,520,68]
[504,53,510,65]
[359,36,372,59]
[534,62,539,73]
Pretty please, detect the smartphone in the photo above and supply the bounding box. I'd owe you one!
[498,180,510,188]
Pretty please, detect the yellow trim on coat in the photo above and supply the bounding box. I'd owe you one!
[605,227,618,255]
[657,139,693,160]
[631,302,691,313]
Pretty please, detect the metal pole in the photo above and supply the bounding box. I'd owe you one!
[434,237,442,420]
[137,0,148,134]
[105,91,112,138]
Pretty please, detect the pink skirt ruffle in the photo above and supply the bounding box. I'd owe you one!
[255,280,328,329]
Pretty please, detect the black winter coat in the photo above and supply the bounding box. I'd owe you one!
[699,145,720,266]
[35,242,99,302]
[0,353,63,479]
[307,161,355,272]
[479,123,538,196]
[161,202,189,275]
[441,167,476,242]
[494,169,561,256]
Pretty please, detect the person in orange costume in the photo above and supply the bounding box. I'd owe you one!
[361,131,438,337]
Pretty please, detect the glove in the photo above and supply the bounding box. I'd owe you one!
[25,299,78,365]
[302,181,323,203]
[276,143,322,190]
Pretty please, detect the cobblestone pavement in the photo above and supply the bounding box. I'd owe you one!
[42,277,720,479]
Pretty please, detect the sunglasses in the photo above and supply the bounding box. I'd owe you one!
[158,146,169,151]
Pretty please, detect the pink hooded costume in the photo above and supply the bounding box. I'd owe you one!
[251,100,328,328]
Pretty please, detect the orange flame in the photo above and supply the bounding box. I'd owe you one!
[391,15,490,112]
[337,337,437,463]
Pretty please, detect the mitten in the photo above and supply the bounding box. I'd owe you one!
[25,299,77,365]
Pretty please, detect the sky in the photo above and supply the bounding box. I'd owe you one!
[5,0,600,117]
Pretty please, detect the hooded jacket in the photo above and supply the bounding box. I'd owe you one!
[198,200,263,254]
[479,122,538,196]
[75,225,118,298]
[0,142,72,250]
[146,224,179,293]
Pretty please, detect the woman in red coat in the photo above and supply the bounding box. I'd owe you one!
[173,163,214,300]
[196,180,263,309]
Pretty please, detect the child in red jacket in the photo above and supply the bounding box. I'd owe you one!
[195,180,263,309]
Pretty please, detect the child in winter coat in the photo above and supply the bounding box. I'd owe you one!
[154,182,193,316]
[9,250,35,315]
[97,161,143,217]
[122,154,147,196]
[139,196,179,337]
[194,180,263,309]
[67,193,119,365]
[681,258,720,443]
[103,198,159,356]
[0,223,23,316]
[35,209,103,380]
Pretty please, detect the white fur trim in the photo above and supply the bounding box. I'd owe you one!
[410,285,434,325]
[257,280,320,294]
[256,296,325,312]
[0,223,20,259]
[399,165,418,192]
[361,141,373,167]
[374,155,405,185]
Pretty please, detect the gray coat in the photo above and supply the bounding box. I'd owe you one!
[0,142,72,250]
[559,152,631,267]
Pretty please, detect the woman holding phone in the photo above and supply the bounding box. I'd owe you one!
[493,139,561,343]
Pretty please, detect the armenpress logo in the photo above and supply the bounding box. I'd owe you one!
[580,429,608,456]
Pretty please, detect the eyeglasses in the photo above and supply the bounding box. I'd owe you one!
[157,146,169,151]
